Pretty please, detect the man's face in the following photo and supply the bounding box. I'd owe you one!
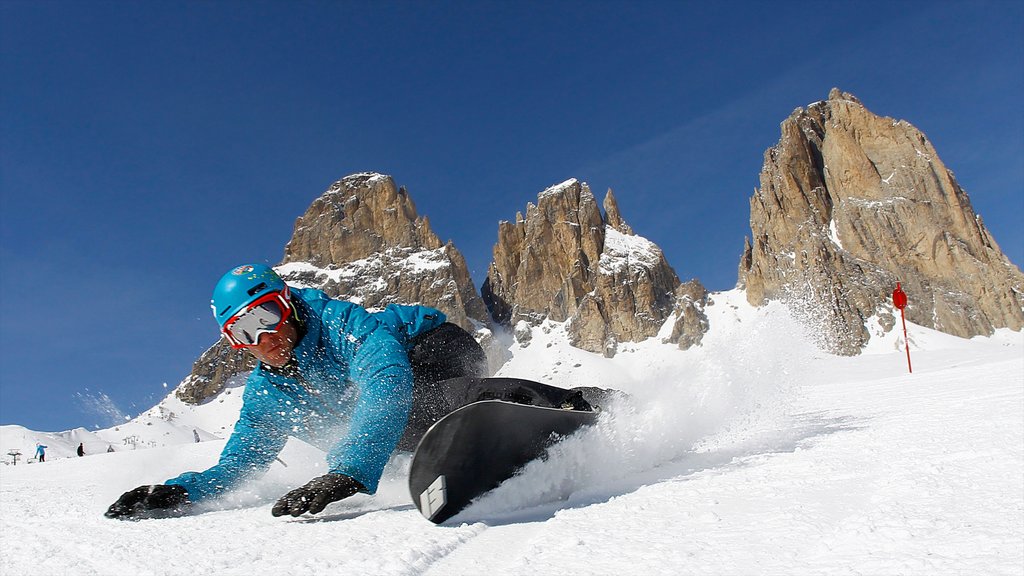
[246,319,298,367]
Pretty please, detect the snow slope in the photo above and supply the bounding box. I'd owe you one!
[1,291,1021,575]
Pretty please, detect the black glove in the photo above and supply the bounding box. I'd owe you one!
[271,473,365,517]
[104,484,190,520]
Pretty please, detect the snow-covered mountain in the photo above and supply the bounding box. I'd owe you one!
[2,290,1021,575]
[1,375,245,461]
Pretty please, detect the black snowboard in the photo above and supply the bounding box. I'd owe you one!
[408,400,599,524]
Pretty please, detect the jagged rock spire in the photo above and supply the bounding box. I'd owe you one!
[739,89,1024,354]
[483,179,707,357]
[602,188,633,235]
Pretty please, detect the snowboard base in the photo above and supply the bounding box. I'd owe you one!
[408,400,598,524]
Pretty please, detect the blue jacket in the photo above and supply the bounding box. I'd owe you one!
[166,287,446,501]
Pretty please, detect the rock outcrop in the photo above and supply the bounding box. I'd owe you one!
[277,173,489,331]
[176,173,492,404]
[483,179,708,356]
[739,88,1024,354]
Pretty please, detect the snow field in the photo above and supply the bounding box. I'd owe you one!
[1,291,1021,575]
[428,336,1022,575]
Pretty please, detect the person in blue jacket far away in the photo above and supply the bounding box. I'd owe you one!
[105,264,599,520]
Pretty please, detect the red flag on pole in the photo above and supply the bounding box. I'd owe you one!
[892,282,912,373]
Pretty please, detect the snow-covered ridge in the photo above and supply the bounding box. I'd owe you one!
[538,178,581,200]
[276,250,454,307]
[336,171,390,188]
[278,248,451,285]
[599,227,662,274]
[1,376,247,461]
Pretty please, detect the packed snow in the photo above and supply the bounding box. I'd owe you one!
[828,219,844,250]
[599,228,663,274]
[538,178,582,200]
[2,291,1022,575]
[278,248,453,287]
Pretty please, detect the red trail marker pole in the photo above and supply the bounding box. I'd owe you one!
[892,282,912,373]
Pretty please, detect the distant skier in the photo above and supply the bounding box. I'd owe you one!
[35,444,46,463]
[107,445,115,453]
[77,443,84,457]
[193,429,200,443]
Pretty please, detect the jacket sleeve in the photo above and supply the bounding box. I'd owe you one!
[374,304,447,348]
[165,373,288,502]
[323,310,415,493]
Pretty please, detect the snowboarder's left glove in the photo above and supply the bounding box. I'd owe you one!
[271,473,365,517]
[104,484,190,520]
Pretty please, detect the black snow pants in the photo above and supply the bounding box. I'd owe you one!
[397,322,614,451]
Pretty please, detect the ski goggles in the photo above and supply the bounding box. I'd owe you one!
[221,288,293,349]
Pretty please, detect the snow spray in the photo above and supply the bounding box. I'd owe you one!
[465,301,813,519]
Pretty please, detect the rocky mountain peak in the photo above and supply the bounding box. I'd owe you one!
[739,88,1024,354]
[483,180,707,357]
[827,87,862,105]
[277,173,488,329]
[283,172,443,266]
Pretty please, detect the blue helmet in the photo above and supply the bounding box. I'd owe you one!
[211,264,287,328]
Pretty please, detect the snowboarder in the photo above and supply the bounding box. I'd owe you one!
[35,444,46,462]
[77,443,84,457]
[106,263,513,520]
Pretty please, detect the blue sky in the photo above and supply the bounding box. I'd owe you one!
[2,0,1022,432]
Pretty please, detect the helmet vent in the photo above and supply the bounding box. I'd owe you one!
[247,282,267,296]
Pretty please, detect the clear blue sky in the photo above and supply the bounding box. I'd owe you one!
[2,0,1021,432]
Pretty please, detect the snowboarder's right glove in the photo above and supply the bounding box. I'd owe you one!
[104,484,190,520]
[271,473,365,517]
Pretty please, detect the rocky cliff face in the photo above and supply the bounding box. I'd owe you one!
[482,179,708,356]
[739,88,1024,354]
[176,173,492,404]
[277,173,489,331]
